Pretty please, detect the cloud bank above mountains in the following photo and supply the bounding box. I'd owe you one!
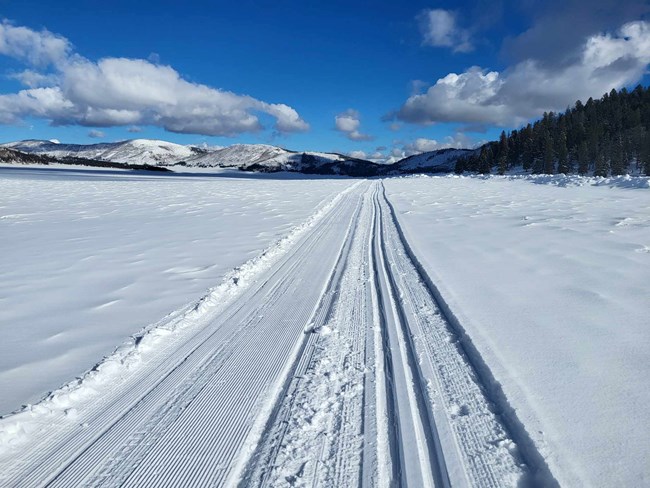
[1,0,649,156]
[0,21,309,137]
[395,3,650,129]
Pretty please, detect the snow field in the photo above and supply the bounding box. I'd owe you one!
[0,167,356,415]
[0,173,363,486]
[2,168,647,487]
[384,174,650,487]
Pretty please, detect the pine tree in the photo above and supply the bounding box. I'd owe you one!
[453,85,650,175]
[577,141,589,175]
[640,132,650,176]
[497,130,509,175]
[478,146,492,174]
[543,131,555,174]
[556,126,570,174]
[610,135,627,175]
[454,157,466,174]
[594,151,609,177]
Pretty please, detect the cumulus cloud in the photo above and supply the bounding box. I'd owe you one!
[127,125,143,133]
[418,9,473,53]
[502,0,650,66]
[0,20,71,66]
[348,149,386,163]
[348,150,367,159]
[7,69,57,88]
[0,21,309,136]
[334,109,373,141]
[87,129,105,138]
[395,21,650,128]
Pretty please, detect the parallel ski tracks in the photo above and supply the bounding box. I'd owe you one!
[242,181,531,487]
[2,180,547,487]
[1,182,369,488]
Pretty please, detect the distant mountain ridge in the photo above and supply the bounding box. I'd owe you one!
[0,139,469,176]
[3,139,206,166]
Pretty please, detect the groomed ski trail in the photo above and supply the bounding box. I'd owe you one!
[0,180,553,487]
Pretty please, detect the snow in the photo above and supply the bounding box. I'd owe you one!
[384,174,650,487]
[2,167,648,486]
[393,148,473,172]
[2,139,201,166]
[1,139,356,172]
[0,167,355,415]
[0,180,527,487]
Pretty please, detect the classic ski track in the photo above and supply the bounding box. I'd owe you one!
[0,181,369,488]
[372,185,449,488]
[375,182,527,487]
[3,179,546,487]
[242,181,530,487]
[242,184,377,488]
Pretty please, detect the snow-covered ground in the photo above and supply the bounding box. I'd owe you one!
[385,174,650,487]
[1,168,648,487]
[1,179,530,487]
[0,167,355,415]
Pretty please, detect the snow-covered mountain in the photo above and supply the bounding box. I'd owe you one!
[1,138,474,176]
[2,139,205,166]
[185,144,379,175]
[0,146,54,165]
[1,139,384,175]
[387,148,474,173]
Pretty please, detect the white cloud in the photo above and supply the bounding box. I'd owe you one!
[418,9,473,53]
[348,149,387,163]
[0,20,71,66]
[8,69,58,88]
[87,129,105,138]
[127,125,143,133]
[397,21,650,128]
[0,22,309,137]
[334,109,373,141]
[348,150,367,159]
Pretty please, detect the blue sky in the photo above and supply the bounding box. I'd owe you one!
[1,0,649,160]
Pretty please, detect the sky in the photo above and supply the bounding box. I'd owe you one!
[0,0,649,162]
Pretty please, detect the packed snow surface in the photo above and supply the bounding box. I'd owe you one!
[0,167,355,414]
[0,177,530,488]
[1,168,648,487]
[385,174,650,487]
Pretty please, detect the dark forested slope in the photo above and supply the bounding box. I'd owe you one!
[455,85,650,176]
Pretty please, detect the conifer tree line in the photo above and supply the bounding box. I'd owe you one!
[454,85,650,176]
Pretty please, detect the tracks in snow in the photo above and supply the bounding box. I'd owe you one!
[241,182,531,487]
[1,180,546,487]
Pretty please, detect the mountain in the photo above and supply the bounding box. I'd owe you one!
[1,138,476,176]
[0,146,55,165]
[2,139,204,166]
[185,144,382,175]
[386,148,474,174]
[1,139,389,176]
